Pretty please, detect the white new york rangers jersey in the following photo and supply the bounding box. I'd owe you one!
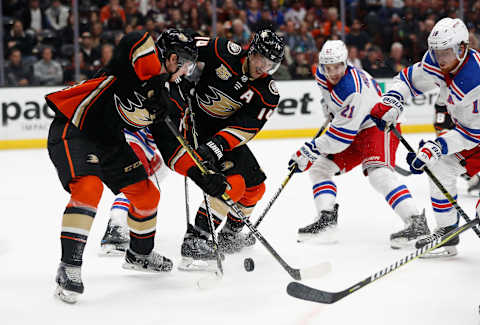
[313,65,381,154]
[385,49,480,154]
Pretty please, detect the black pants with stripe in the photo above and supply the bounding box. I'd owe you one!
[47,115,148,194]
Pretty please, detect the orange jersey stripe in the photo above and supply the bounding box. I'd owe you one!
[133,52,162,81]
[217,131,241,149]
[249,85,277,107]
[61,121,76,178]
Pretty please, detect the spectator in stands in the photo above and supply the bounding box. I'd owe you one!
[346,18,369,51]
[219,0,241,23]
[98,43,114,70]
[5,19,36,58]
[307,0,326,23]
[246,0,262,28]
[385,42,408,75]
[170,8,187,29]
[231,18,250,45]
[361,45,394,78]
[148,0,168,26]
[348,45,362,69]
[100,0,126,30]
[45,0,70,33]
[5,48,32,86]
[289,50,312,80]
[91,22,104,49]
[322,7,350,38]
[269,0,285,28]
[284,1,306,29]
[125,0,145,28]
[18,0,48,34]
[80,32,101,68]
[291,22,316,55]
[284,20,297,50]
[32,46,63,85]
[63,52,93,84]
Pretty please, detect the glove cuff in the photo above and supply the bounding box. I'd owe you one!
[435,137,448,155]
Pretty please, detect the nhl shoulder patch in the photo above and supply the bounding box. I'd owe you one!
[269,80,279,95]
[227,41,242,55]
[216,64,232,80]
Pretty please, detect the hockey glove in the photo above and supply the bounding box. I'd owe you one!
[434,103,454,136]
[197,136,228,168]
[406,140,443,174]
[288,140,321,173]
[370,95,404,131]
[187,166,227,197]
[143,74,173,123]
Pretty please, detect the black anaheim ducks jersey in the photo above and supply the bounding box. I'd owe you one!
[46,31,165,145]
[192,37,280,150]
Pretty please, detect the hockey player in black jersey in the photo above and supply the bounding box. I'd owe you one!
[165,29,285,270]
[46,29,226,303]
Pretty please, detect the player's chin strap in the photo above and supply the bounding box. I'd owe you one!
[388,124,480,238]
[245,117,331,241]
[164,115,331,281]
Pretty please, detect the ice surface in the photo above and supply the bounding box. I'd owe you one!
[1,133,479,325]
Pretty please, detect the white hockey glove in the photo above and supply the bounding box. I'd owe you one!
[289,140,321,173]
[370,95,404,131]
[406,140,443,174]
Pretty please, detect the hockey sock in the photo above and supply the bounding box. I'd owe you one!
[194,201,224,237]
[122,179,159,255]
[60,206,96,266]
[109,194,130,226]
[225,183,265,231]
[431,195,459,227]
[311,180,337,213]
[368,167,417,222]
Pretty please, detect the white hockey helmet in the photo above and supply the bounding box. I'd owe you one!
[428,18,469,63]
[318,40,348,77]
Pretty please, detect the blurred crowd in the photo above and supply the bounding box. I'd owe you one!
[3,0,480,86]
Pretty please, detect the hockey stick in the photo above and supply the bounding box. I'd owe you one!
[394,165,412,176]
[287,216,479,304]
[189,109,225,285]
[164,115,331,281]
[246,118,330,240]
[389,125,480,238]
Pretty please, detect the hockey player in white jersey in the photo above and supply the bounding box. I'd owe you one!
[100,127,169,255]
[289,40,429,248]
[371,18,480,257]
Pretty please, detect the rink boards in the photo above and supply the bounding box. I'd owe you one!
[0,79,436,149]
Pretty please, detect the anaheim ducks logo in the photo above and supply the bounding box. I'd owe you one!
[196,86,242,119]
[114,91,153,127]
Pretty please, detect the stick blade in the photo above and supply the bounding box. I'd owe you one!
[286,282,338,304]
[300,262,332,280]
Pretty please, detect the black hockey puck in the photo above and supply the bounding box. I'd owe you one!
[244,257,255,272]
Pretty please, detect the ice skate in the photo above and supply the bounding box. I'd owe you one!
[54,262,84,304]
[415,225,459,258]
[297,204,339,244]
[99,220,130,256]
[178,225,224,272]
[122,248,173,273]
[218,223,256,254]
[390,210,430,249]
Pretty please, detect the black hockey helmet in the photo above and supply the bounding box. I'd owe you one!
[249,29,285,63]
[156,28,198,65]
[248,29,285,74]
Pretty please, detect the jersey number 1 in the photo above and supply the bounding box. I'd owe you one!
[473,100,479,114]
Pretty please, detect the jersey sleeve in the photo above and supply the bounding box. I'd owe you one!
[384,53,438,102]
[215,81,280,150]
[438,86,480,154]
[314,92,365,154]
[121,31,162,81]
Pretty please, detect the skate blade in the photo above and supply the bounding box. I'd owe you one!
[196,270,223,289]
[390,238,417,250]
[98,244,127,257]
[121,261,173,273]
[420,246,458,258]
[54,285,80,304]
[178,257,217,272]
[297,228,338,244]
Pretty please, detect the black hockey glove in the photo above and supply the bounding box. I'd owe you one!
[187,166,227,197]
[196,136,228,168]
[143,73,173,123]
[434,103,454,134]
